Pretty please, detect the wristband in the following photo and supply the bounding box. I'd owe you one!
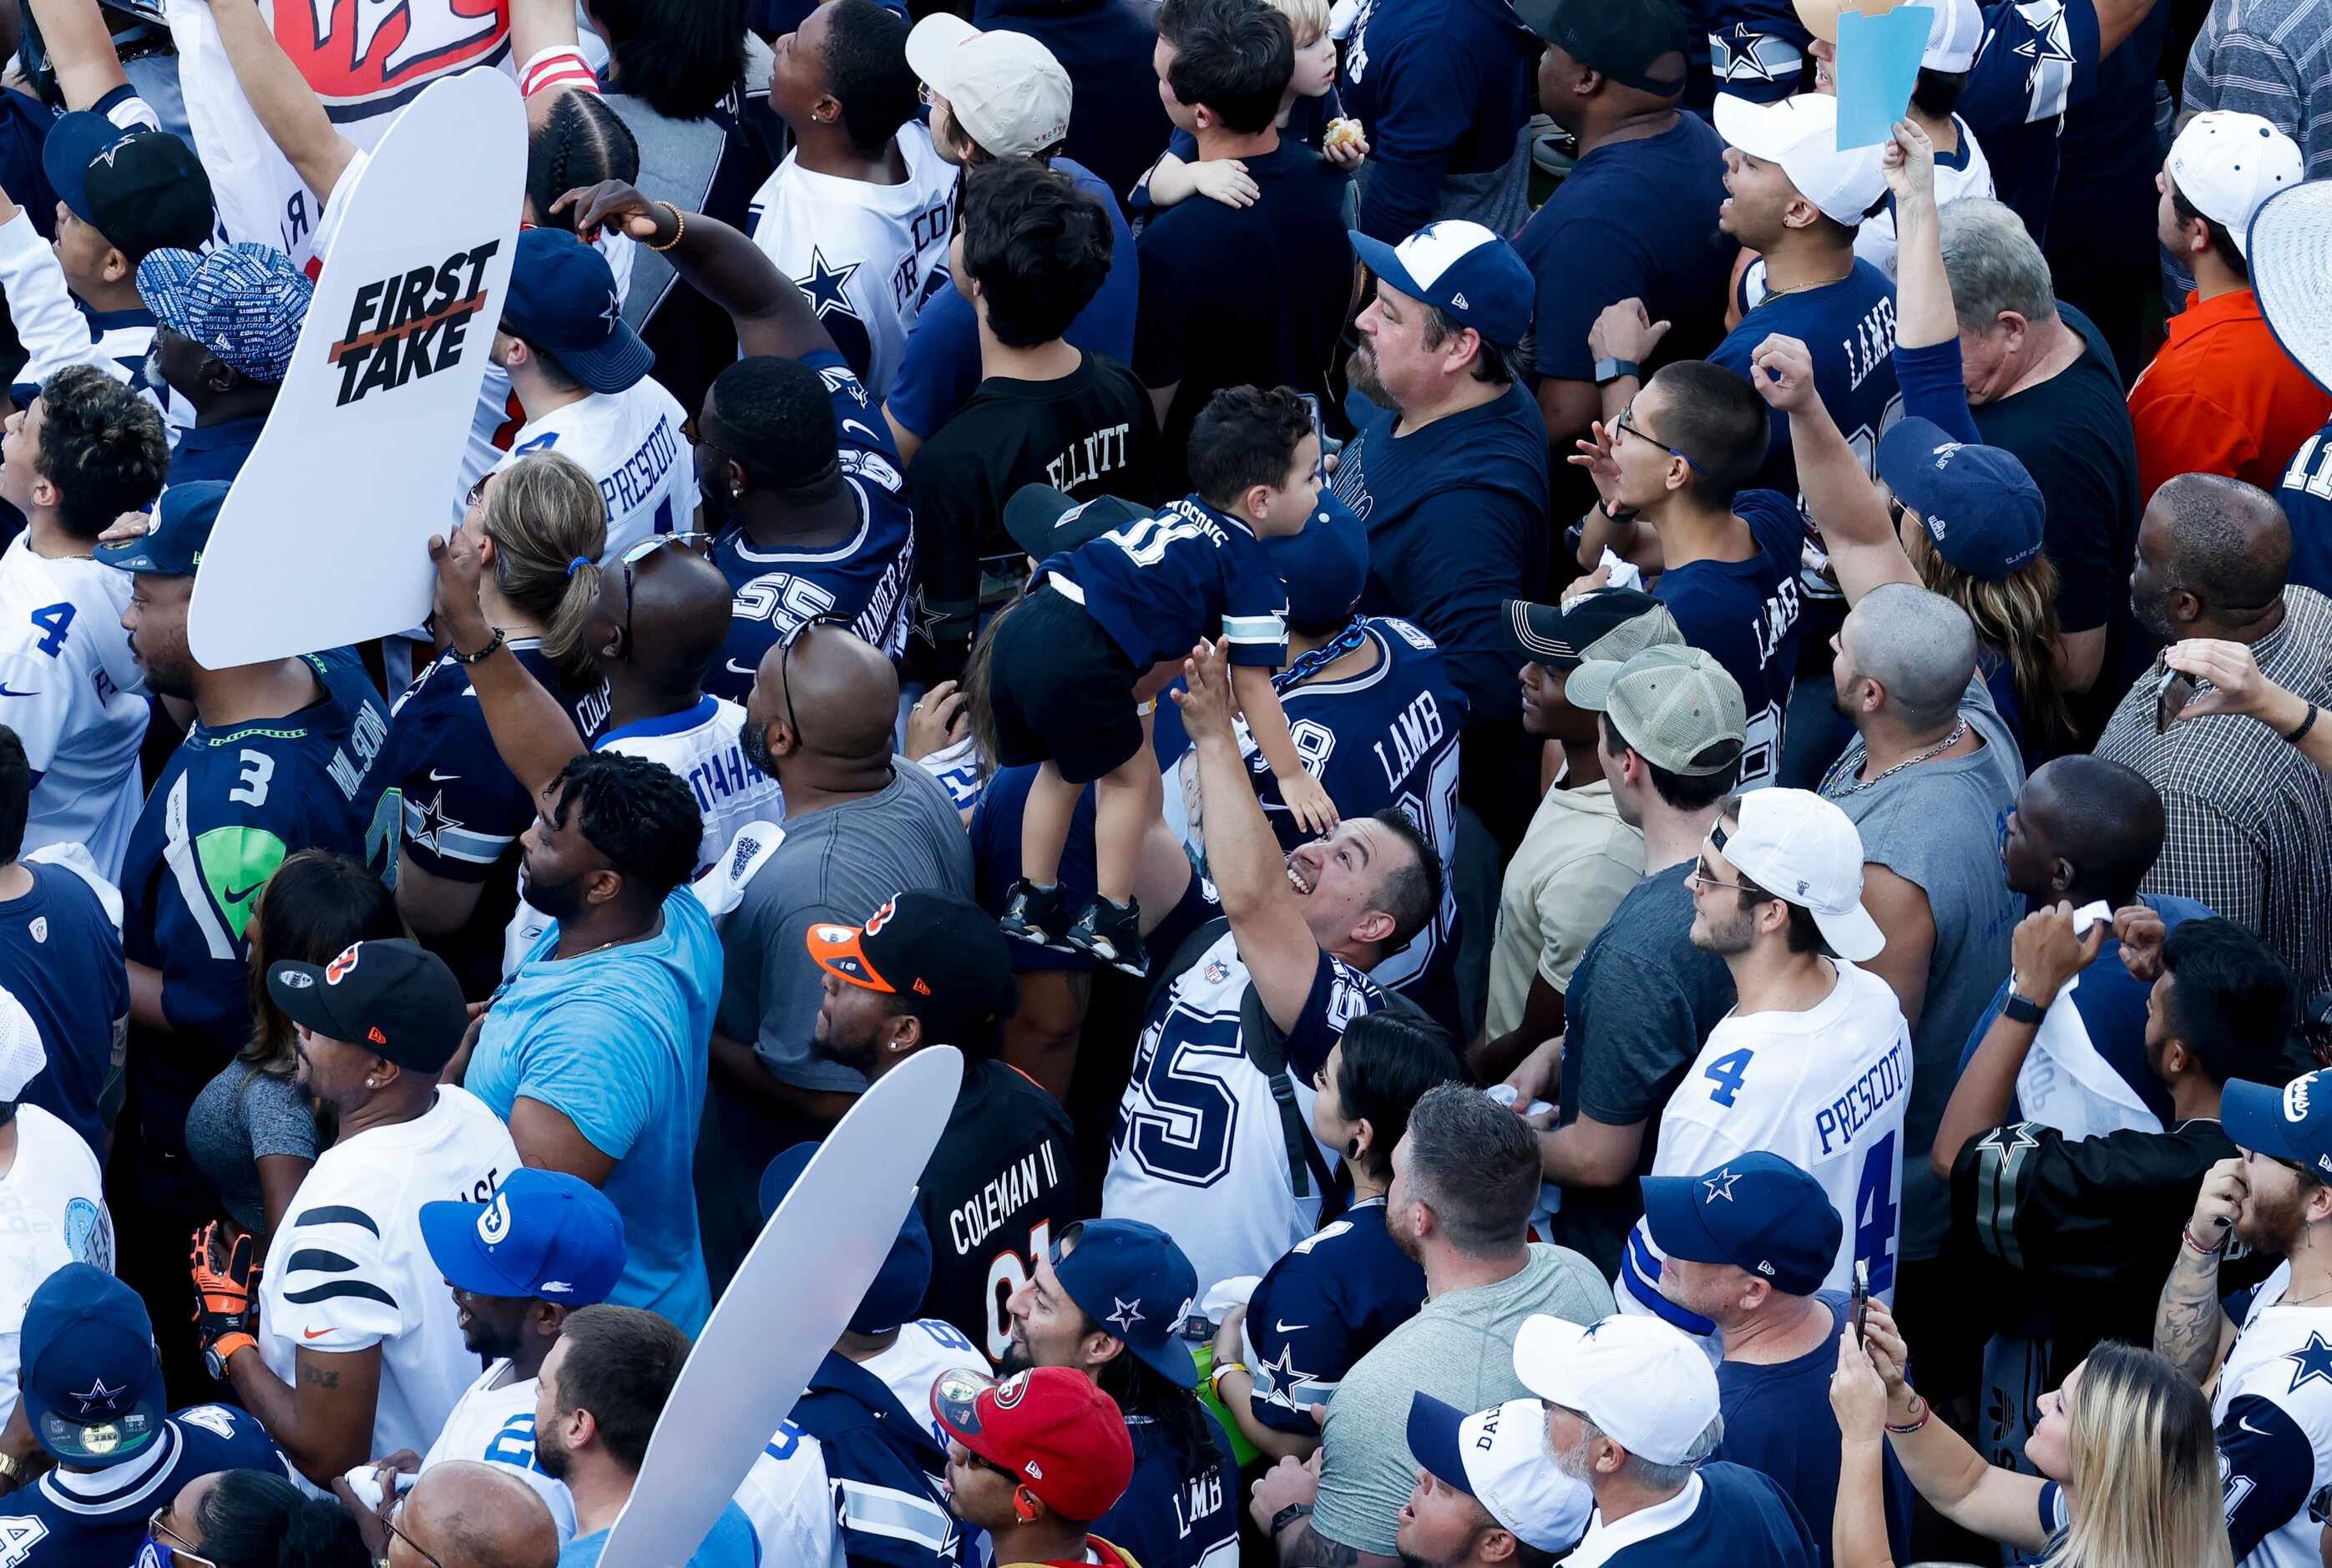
[1209,1361,1248,1399]
[448,626,506,665]
[1884,1395,1930,1435]
[1269,1503,1313,1537]
[2183,1224,2228,1257]
[203,1332,256,1382]
[1598,497,1639,523]
[1593,357,1640,386]
[2288,704,2319,746]
[2001,989,2047,1025]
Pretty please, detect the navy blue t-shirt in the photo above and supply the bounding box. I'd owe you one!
[2279,416,2332,600]
[1652,488,1803,790]
[166,416,266,486]
[1956,0,2099,245]
[975,0,1175,207]
[1339,382,1549,724]
[1516,114,1737,385]
[885,158,1138,441]
[1338,0,1535,241]
[0,860,124,1155]
[1244,1197,1424,1435]
[1710,260,1902,508]
[1587,1461,1818,1567]
[1094,1405,1239,1568]
[1715,1296,1912,1568]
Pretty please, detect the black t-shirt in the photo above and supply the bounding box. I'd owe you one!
[1132,142,1353,495]
[1968,304,2145,744]
[916,1058,1088,1362]
[906,351,1161,680]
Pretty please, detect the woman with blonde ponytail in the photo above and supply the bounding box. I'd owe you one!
[385,451,610,994]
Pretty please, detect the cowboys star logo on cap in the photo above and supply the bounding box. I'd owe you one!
[70,1376,122,1413]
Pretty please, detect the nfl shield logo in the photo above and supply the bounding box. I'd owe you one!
[27,918,45,943]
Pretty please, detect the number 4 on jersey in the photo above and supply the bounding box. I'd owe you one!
[28,601,72,658]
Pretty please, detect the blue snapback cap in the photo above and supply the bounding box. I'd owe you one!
[1876,417,2046,582]
[1049,1219,1199,1388]
[1639,1151,1843,1297]
[501,228,653,396]
[2225,1070,2332,1179]
[419,1167,628,1306]
[96,479,229,576]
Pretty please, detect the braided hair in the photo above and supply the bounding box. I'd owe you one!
[525,91,643,230]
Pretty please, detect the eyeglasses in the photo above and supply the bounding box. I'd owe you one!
[1886,494,1910,534]
[618,531,716,665]
[380,1490,446,1568]
[464,474,493,513]
[1614,402,1695,472]
[776,612,852,746]
[917,81,936,106]
[1682,863,1760,896]
[143,1508,218,1568]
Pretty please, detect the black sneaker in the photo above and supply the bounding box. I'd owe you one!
[1066,895,1148,977]
[999,879,1074,951]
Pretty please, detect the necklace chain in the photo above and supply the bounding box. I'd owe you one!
[1819,720,1968,799]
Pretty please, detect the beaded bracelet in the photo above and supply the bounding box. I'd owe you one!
[648,200,686,252]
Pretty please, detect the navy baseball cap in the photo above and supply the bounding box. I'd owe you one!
[1640,1151,1842,1297]
[43,115,214,260]
[2225,1070,2332,1178]
[1875,418,2046,582]
[420,1168,628,1305]
[20,1264,166,1464]
[1003,483,1151,561]
[1350,220,1533,346]
[97,479,228,576]
[137,241,311,384]
[1050,1219,1199,1388]
[1265,488,1369,631]
[1501,587,1681,670]
[760,1141,935,1334]
[502,228,653,396]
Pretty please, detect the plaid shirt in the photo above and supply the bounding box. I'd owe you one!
[2095,586,2332,1002]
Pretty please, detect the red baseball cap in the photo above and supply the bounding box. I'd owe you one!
[931,1366,1133,1523]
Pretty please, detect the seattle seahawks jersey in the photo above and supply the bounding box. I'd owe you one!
[499,376,698,563]
[1242,1197,1425,1436]
[1620,963,1911,1336]
[2213,1263,2332,1568]
[736,1419,846,1568]
[1105,930,1384,1299]
[119,650,397,1180]
[707,350,915,702]
[0,540,148,879]
[1155,616,1465,1020]
[0,1404,287,1566]
[746,122,957,402]
[0,1105,110,1429]
[421,1358,578,1539]
[390,638,609,997]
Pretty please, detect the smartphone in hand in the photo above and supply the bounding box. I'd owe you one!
[1850,1260,1870,1343]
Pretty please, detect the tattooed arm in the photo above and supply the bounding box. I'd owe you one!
[226,1344,384,1485]
[1252,1454,1399,1568]
[2156,1156,2246,1387]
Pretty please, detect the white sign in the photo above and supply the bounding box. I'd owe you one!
[187,68,522,670]
[594,1046,963,1568]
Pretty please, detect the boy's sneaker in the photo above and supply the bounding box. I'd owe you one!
[1065,895,1148,977]
[999,879,1075,951]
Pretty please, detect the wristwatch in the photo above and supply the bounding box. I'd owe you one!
[1270,1503,1314,1536]
[2001,975,2048,1025]
[1593,357,1640,386]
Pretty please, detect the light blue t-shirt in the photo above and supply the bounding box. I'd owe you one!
[560,1501,761,1566]
[471,888,723,1334]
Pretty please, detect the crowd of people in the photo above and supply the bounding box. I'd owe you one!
[0,0,2323,1563]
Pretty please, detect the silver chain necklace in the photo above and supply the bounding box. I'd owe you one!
[1819,720,1967,799]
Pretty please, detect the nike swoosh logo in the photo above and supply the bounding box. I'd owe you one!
[2241,1414,2271,1436]
[428,769,459,783]
[224,883,263,904]
[1275,1321,1308,1333]
[302,1326,331,1340]
[0,685,38,698]
[726,659,757,678]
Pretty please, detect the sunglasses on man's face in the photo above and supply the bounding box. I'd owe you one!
[617,530,716,664]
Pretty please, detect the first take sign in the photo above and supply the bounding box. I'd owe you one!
[189,68,523,670]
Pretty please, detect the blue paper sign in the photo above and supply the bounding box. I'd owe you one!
[1834,4,1930,150]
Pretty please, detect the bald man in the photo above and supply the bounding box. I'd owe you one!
[387,1461,560,1568]
[696,619,974,1288]
[2097,471,2332,1004]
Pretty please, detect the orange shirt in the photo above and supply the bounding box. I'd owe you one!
[2127,288,2332,507]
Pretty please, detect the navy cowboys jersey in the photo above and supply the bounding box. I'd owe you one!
[1959,0,2093,241]
[0,1404,287,1565]
[1242,1197,1425,1436]
[1699,1,1812,104]
[1099,1410,1239,1568]
[707,349,915,701]
[1154,616,1467,1021]
[2213,1264,2332,1568]
[1045,495,1289,671]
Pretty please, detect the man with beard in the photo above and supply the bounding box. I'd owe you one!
[997,1217,1238,1568]
[1513,1312,1817,1565]
[2155,1061,2332,1568]
[1332,220,1545,847]
[458,751,721,1335]
[360,1167,630,1540]
[2094,471,2332,1009]
[1614,790,1908,1342]
[799,890,1080,1360]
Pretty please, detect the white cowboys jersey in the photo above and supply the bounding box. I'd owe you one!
[499,376,698,562]
[0,1104,111,1429]
[2213,1263,2332,1568]
[863,1318,985,1450]
[1620,961,1911,1324]
[1105,929,1384,1299]
[0,539,147,879]
[257,1086,518,1490]
[421,1358,577,1539]
[736,1420,845,1568]
[746,121,957,402]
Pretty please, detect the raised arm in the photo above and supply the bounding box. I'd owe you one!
[1749,333,1916,605]
[1928,906,2103,1179]
[427,530,586,798]
[2155,1157,2244,1386]
[558,181,837,363]
[199,0,357,203]
[1859,1301,2051,1551]
[25,0,129,109]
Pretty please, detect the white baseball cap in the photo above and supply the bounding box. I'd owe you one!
[1714,91,1888,226]
[904,15,1071,159]
[1406,1393,1592,1554]
[1711,787,1884,962]
[1513,1314,1719,1466]
[0,986,44,1100]
[1908,0,1983,71]
[2168,110,2304,256]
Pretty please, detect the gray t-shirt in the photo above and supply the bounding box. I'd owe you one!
[1313,1244,1615,1555]
[1824,676,2024,1262]
[184,1061,321,1236]
[716,760,972,1092]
